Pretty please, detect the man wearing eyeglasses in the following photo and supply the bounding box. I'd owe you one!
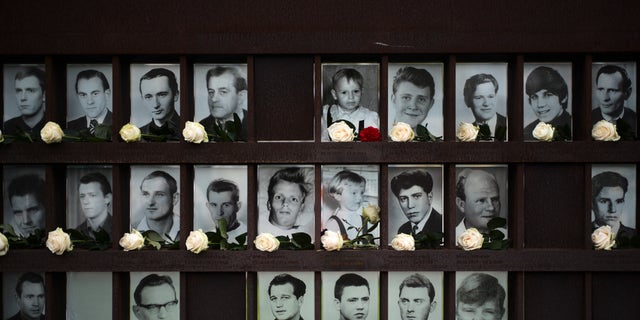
[132,274,179,320]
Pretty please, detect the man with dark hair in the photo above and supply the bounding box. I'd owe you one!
[135,170,180,241]
[524,66,571,140]
[390,170,442,236]
[391,66,436,131]
[132,274,178,320]
[456,273,505,320]
[138,68,180,140]
[398,273,437,320]
[7,272,45,320]
[593,64,637,138]
[592,171,637,240]
[268,273,307,320]
[3,67,46,140]
[206,178,246,244]
[67,69,112,137]
[334,273,370,320]
[199,66,248,140]
[463,73,506,137]
[76,172,113,239]
[455,169,507,240]
[7,174,46,237]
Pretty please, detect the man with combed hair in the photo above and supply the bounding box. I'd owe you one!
[268,273,307,320]
[132,274,179,320]
[398,273,437,320]
[390,170,442,236]
[390,66,437,132]
[523,66,571,140]
[138,68,181,140]
[206,178,246,244]
[463,73,506,137]
[135,170,180,242]
[592,171,637,240]
[7,174,46,237]
[592,64,637,138]
[76,172,113,239]
[334,273,370,320]
[199,66,248,140]
[67,69,112,137]
[4,67,46,140]
[456,273,505,320]
[7,272,45,320]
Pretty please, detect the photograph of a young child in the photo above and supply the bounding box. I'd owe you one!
[455,271,508,320]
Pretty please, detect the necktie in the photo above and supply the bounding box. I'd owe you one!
[412,225,419,235]
[89,119,99,134]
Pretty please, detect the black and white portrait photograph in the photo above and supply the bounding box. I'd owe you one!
[257,165,315,242]
[592,62,637,139]
[130,64,181,140]
[66,64,113,138]
[194,165,248,245]
[523,62,573,141]
[258,271,314,320]
[66,272,112,320]
[321,165,380,244]
[591,164,637,241]
[322,271,379,320]
[193,63,248,141]
[66,165,113,240]
[455,165,509,240]
[456,63,508,141]
[2,166,46,238]
[388,271,444,320]
[321,63,380,142]
[130,165,180,242]
[388,165,443,241]
[388,63,444,139]
[455,271,508,320]
[3,272,45,320]
[130,272,180,320]
[3,64,46,140]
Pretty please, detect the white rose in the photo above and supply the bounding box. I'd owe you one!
[457,228,484,251]
[119,123,142,142]
[46,227,73,255]
[0,129,5,143]
[532,122,555,141]
[456,122,479,142]
[321,230,344,251]
[592,225,616,250]
[40,121,64,144]
[186,229,209,254]
[591,120,620,141]
[362,205,381,224]
[327,121,355,142]
[182,121,209,144]
[254,233,280,252]
[390,233,415,251]
[389,122,415,142]
[119,229,145,251]
[0,233,9,256]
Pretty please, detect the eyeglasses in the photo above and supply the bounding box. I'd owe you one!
[138,300,178,314]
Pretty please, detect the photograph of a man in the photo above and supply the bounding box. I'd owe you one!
[388,272,443,320]
[2,272,45,320]
[130,65,181,140]
[262,273,311,320]
[388,63,443,138]
[66,167,113,240]
[455,166,508,240]
[389,167,443,240]
[131,272,179,320]
[3,65,46,140]
[3,167,46,237]
[66,66,112,138]
[323,272,379,320]
[592,63,637,138]
[592,165,637,241]
[455,272,507,320]
[194,64,248,141]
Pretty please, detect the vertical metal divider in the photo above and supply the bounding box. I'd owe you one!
[178,57,191,320]
[314,54,323,320]
[247,54,257,320]
[513,53,526,320]
[583,54,594,320]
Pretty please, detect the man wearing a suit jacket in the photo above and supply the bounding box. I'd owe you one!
[463,73,506,138]
[67,69,112,137]
[390,170,442,236]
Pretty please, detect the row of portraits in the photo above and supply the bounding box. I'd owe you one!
[2,270,509,320]
[3,62,638,141]
[3,164,636,246]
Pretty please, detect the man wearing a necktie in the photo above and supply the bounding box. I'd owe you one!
[390,170,443,238]
[67,69,112,138]
[462,73,507,139]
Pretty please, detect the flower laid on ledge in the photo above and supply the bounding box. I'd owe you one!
[254,232,313,252]
[457,228,484,251]
[119,229,179,251]
[0,224,46,254]
[456,122,506,142]
[182,121,209,144]
[457,217,509,251]
[185,219,248,253]
[328,120,381,142]
[46,227,73,255]
[456,122,479,142]
[532,121,571,141]
[321,230,344,251]
[321,204,381,250]
[186,229,209,253]
[591,120,621,141]
[118,123,178,142]
[359,126,381,141]
[0,129,35,144]
[0,232,9,256]
[390,233,415,251]
[389,122,415,142]
[254,233,280,252]
[40,121,110,143]
[591,225,616,250]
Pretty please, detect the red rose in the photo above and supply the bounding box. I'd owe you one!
[359,126,381,142]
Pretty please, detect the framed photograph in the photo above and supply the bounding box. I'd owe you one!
[257,165,315,242]
[591,164,637,240]
[67,272,112,320]
[66,64,113,136]
[388,63,444,139]
[321,271,379,320]
[388,271,444,320]
[66,165,113,239]
[321,165,379,244]
[592,62,637,138]
[3,272,46,319]
[130,272,180,320]
[258,271,314,320]
[456,62,508,141]
[2,166,46,237]
[129,64,181,140]
[455,271,508,320]
[454,165,509,240]
[2,64,46,138]
[193,63,248,141]
[321,63,380,142]
[130,165,180,242]
[523,62,572,141]
[388,165,443,241]
[194,165,248,244]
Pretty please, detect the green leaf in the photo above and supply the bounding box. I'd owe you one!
[488,230,505,241]
[144,230,165,242]
[217,218,229,239]
[487,217,507,229]
[147,240,162,250]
